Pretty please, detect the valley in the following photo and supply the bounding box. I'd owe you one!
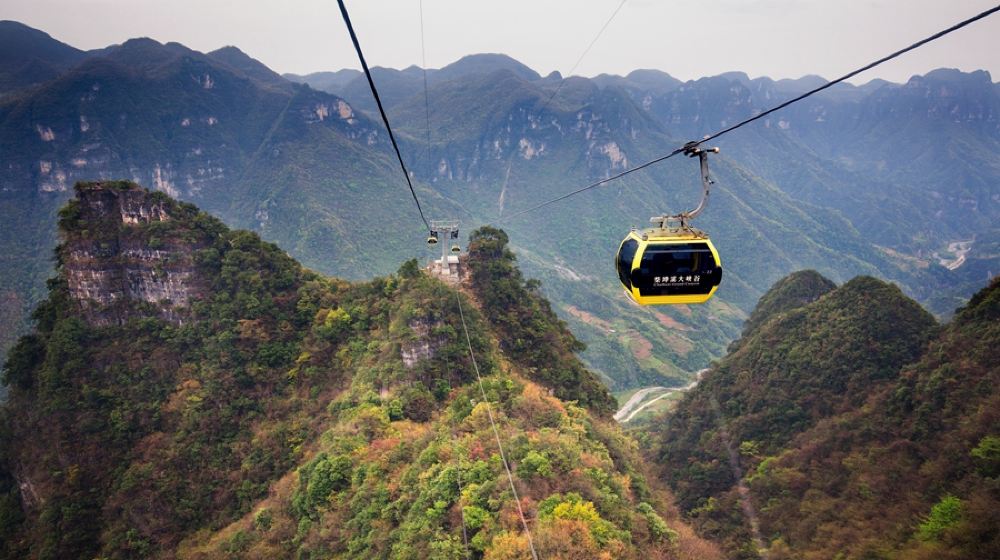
[0,11,999,559]
[0,182,720,559]
[1,21,997,392]
[614,369,704,424]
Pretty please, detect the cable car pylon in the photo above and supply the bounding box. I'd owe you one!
[428,219,464,284]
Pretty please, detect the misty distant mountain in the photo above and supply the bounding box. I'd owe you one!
[592,69,682,96]
[308,53,545,115]
[0,20,87,95]
[605,65,999,313]
[432,52,540,83]
[207,45,293,91]
[283,68,361,92]
[0,29,458,367]
[337,66,427,114]
[0,20,996,391]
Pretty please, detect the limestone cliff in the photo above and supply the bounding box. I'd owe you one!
[59,181,206,325]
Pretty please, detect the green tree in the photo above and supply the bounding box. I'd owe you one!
[971,435,1000,477]
[518,451,553,479]
[466,227,615,415]
[917,495,964,541]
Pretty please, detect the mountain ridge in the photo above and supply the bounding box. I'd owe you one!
[650,271,998,559]
[0,20,86,95]
[0,181,719,559]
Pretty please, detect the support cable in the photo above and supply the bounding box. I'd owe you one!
[419,0,433,167]
[500,3,1000,223]
[536,0,629,116]
[336,0,432,231]
[455,292,539,560]
[444,349,473,559]
[454,446,472,559]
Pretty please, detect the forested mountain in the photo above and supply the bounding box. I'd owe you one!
[320,57,998,316]
[0,182,720,559]
[650,271,1000,559]
[633,67,1000,313]
[0,29,457,370]
[0,21,996,392]
[288,53,541,115]
[0,20,86,96]
[284,68,362,93]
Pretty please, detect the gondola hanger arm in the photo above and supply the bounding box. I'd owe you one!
[651,144,719,229]
[683,142,719,221]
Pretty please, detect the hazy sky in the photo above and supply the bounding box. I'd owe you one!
[6,0,1000,83]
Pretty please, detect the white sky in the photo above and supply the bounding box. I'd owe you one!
[5,0,999,84]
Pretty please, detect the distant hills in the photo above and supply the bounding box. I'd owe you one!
[285,53,542,114]
[0,20,997,391]
[0,20,86,94]
[309,54,999,288]
[0,24,457,369]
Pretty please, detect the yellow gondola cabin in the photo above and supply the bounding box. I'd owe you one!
[615,143,723,305]
[616,228,722,305]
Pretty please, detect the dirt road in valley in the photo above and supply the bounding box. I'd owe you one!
[614,386,666,421]
[615,369,708,423]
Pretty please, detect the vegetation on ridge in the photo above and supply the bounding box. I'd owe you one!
[0,183,718,559]
[466,226,617,415]
[650,271,999,559]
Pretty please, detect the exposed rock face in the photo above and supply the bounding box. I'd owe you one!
[400,319,446,368]
[75,184,172,225]
[62,183,205,326]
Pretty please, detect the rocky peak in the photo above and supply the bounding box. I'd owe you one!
[60,181,205,326]
[75,181,171,224]
[399,318,446,368]
[206,45,291,91]
[435,52,541,83]
[624,69,681,93]
[868,68,1000,125]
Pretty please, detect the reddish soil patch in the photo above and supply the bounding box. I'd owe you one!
[564,305,614,332]
[653,310,690,331]
[629,332,654,361]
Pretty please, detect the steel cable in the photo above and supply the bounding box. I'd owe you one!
[336,0,432,231]
[500,3,1000,222]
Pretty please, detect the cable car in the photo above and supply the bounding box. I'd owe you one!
[616,144,723,305]
[428,224,461,248]
[616,228,721,305]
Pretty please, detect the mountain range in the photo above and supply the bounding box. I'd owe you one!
[1,20,998,392]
